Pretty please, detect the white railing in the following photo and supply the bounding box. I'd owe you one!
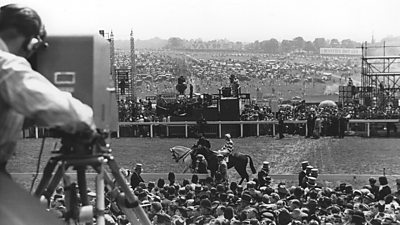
[26,119,400,139]
[119,120,304,138]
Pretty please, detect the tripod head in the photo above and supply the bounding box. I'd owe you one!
[51,128,110,156]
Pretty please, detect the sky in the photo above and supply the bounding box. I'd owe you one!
[3,0,400,42]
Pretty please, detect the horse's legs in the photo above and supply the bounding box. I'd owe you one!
[183,166,189,173]
[238,177,244,185]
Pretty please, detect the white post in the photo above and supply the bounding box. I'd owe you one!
[256,123,260,137]
[272,124,276,136]
[218,123,222,138]
[150,124,153,138]
[166,125,169,137]
[185,123,188,138]
[367,122,370,137]
[305,123,308,137]
[240,122,243,138]
[35,126,39,139]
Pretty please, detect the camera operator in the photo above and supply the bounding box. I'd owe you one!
[0,4,96,177]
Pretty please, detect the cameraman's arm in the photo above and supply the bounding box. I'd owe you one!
[0,56,95,133]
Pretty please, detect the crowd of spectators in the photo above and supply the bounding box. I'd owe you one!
[45,161,400,225]
[240,103,400,122]
[114,50,359,103]
[114,50,400,138]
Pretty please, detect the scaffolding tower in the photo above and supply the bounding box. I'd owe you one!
[111,30,136,102]
[361,42,400,108]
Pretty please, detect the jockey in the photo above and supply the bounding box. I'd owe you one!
[196,135,211,150]
[191,135,211,169]
[214,133,234,162]
[195,154,208,174]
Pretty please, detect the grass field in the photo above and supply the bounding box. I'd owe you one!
[8,136,400,189]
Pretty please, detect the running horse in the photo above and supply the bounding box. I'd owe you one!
[170,146,256,185]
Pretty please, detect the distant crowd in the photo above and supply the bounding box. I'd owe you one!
[114,50,359,101]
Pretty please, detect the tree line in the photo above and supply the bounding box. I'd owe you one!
[165,36,362,54]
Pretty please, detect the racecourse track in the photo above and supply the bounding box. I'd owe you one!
[8,136,400,189]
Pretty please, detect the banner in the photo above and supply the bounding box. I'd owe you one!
[320,48,361,56]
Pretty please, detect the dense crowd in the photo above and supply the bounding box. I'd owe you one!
[240,103,400,122]
[45,161,400,225]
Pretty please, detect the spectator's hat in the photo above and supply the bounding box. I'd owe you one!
[247,181,256,189]
[217,153,224,158]
[211,200,220,209]
[311,168,319,173]
[178,187,186,195]
[195,184,202,192]
[262,161,270,170]
[151,202,162,212]
[216,184,225,192]
[225,133,231,139]
[364,192,375,202]
[241,193,254,204]
[369,177,377,184]
[301,161,309,166]
[379,176,388,185]
[186,199,195,206]
[200,199,212,210]
[306,165,313,170]
[307,177,317,187]
[360,188,370,195]
[301,161,309,169]
[278,184,289,196]
[261,211,275,220]
[359,203,370,211]
[291,208,308,220]
[135,187,147,199]
[328,205,341,214]
[265,176,272,182]
[134,163,143,172]
[140,200,151,208]
[353,189,362,196]
[293,187,304,196]
[139,182,147,189]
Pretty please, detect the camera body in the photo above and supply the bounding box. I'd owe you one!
[30,34,118,131]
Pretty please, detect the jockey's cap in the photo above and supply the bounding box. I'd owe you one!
[225,133,231,139]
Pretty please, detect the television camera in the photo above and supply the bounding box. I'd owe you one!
[28,34,150,225]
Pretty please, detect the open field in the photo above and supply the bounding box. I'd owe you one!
[8,136,400,189]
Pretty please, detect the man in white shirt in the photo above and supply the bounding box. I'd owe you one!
[0,4,95,176]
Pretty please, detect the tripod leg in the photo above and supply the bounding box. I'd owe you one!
[76,166,89,206]
[107,158,152,225]
[65,182,81,223]
[102,171,141,225]
[34,158,58,197]
[96,164,105,225]
[42,162,67,200]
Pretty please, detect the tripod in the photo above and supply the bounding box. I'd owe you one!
[33,132,151,225]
